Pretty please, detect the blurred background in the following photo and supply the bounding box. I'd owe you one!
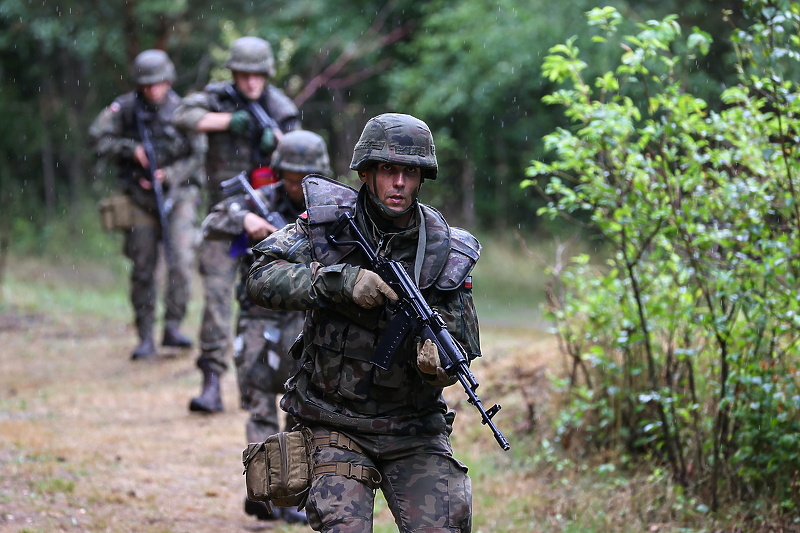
[0,0,743,249]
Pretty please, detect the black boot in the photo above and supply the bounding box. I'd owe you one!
[189,364,223,413]
[131,337,156,360]
[244,498,277,521]
[162,326,192,348]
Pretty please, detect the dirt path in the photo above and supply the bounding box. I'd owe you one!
[0,306,310,533]
[0,259,551,533]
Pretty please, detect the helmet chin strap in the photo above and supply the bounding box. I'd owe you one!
[367,167,421,220]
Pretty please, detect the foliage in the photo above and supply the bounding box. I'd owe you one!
[526,1,800,513]
[0,0,748,238]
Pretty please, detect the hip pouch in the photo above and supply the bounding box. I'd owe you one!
[98,193,135,232]
[242,428,313,509]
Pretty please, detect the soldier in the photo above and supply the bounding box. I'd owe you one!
[174,36,301,413]
[89,49,202,360]
[201,130,330,524]
[246,113,478,532]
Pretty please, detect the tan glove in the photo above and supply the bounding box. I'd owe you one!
[416,338,452,385]
[350,269,398,309]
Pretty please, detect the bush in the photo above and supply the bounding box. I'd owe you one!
[526,2,800,513]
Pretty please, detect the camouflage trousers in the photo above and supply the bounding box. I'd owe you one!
[234,313,303,443]
[305,426,472,533]
[123,185,200,341]
[195,238,238,375]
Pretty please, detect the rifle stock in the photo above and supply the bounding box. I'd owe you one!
[135,96,173,265]
[326,212,510,451]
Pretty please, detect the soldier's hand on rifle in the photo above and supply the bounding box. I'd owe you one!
[260,128,276,152]
[348,268,398,309]
[243,212,278,242]
[228,110,253,135]
[138,169,166,190]
[416,338,453,386]
[134,144,150,169]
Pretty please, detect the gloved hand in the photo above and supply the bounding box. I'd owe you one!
[229,110,252,134]
[416,338,451,385]
[260,127,276,152]
[350,269,398,309]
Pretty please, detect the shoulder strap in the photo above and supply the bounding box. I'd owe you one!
[302,174,359,264]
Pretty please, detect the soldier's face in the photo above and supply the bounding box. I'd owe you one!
[360,163,421,218]
[233,71,267,100]
[140,81,170,104]
[282,171,306,205]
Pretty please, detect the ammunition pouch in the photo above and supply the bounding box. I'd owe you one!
[242,428,313,509]
[98,193,135,232]
[98,193,156,231]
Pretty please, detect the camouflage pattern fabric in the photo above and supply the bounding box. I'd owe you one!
[202,181,307,439]
[123,187,200,339]
[234,313,304,442]
[306,426,471,533]
[174,81,300,377]
[89,89,203,342]
[246,176,480,531]
[89,90,204,212]
[174,82,300,204]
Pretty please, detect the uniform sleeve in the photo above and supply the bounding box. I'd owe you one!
[174,91,213,131]
[246,222,360,311]
[162,130,204,188]
[88,104,138,162]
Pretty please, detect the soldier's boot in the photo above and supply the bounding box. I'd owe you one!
[279,507,308,524]
[131,336,157,360]
[188,363,224,413]
[162,326,192,348]
[244,498,278,521]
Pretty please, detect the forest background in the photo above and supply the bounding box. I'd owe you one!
[3,0,800,531]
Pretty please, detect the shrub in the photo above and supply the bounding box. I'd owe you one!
[526,1,800,513]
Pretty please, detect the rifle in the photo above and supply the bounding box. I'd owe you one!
[224,85,284,183]
[135,95,173,265]
[327,212,511,451]
[220,171,289,230]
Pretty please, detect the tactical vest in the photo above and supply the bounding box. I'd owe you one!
[203,82,300,201]
[114,90,193,211]
[286,175,480,427]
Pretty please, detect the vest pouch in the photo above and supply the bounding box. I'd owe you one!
[242,428,313,508]
[98,193,135,232]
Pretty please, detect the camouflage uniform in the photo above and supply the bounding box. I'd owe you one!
[202,183,305,440]
[174,48,300,380]
[89,53,203,357]
[246,166,480,531]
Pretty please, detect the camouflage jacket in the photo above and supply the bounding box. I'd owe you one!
[88,90,203,212]
[174,82,300,204]
[202,181,305,317]
[247,175,482,436]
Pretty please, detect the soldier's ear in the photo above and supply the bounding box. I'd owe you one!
[358,170,368,183]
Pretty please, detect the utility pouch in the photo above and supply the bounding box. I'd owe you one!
[98,193,135,232]
[242,428,313,508]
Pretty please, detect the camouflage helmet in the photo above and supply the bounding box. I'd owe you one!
[132,49,175,85]
[349,113,437,180]
[224,36,276,77]
[271,130,331,175]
